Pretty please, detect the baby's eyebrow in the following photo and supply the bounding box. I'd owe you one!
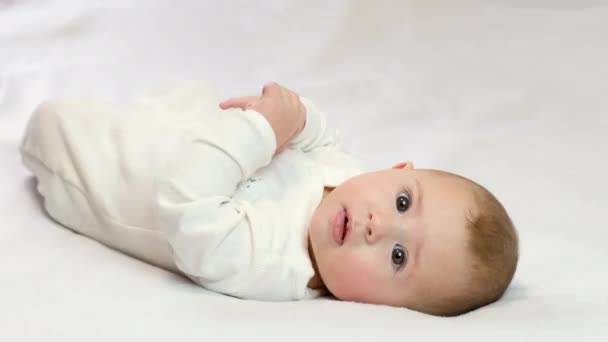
[412,176,424,216]
[405,177,424,275]
[406,224,425,278]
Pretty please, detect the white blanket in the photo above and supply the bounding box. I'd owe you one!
[1,0,607,340]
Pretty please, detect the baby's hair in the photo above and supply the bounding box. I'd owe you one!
[417,170,519,316]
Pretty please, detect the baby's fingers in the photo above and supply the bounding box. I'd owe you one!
[262,82,282,97]
[219,96,260,110]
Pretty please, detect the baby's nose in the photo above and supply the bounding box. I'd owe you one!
[365,211,387,244]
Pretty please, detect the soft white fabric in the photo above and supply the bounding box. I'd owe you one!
[19,82,363,301]
[1,1,607,341]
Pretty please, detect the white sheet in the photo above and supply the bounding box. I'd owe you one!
[1,0,607,340]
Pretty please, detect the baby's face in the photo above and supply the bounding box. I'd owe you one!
[308,165,474,308]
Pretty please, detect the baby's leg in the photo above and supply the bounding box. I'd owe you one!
[21,101,109,239]
[20,101,179,273]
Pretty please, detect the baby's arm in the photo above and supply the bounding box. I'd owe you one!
[156,98,277,294]
[288,97,338,152]
[157,82,319,299]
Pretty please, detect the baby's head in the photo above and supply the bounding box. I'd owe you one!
[308,163,518,316]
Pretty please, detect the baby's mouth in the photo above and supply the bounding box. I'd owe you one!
[342,216,349,241]
[332,208,350,245]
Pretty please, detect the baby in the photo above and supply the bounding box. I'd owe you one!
[20,81,518,316]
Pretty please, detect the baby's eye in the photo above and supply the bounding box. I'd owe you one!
[396,192,411,213]
[391,243,408,269]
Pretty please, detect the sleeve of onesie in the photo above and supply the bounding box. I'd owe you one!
[156,108,276,292]
[287,97,342,152]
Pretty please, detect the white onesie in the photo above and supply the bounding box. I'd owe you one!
[20,82,364,301]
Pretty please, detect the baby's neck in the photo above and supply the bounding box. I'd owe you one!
[307,186,333,290]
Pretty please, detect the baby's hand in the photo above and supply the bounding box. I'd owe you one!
[220,82,306,154]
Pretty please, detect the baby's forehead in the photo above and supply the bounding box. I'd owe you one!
[416,169,475,193]
[415,168,465,181]
[417,175,474,263]
[413,170,478,220]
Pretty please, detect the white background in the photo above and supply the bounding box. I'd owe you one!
[1,0,607,340]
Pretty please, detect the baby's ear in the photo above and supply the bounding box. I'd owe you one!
[392,161,415,170]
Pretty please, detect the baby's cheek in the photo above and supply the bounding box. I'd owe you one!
[328,254,379,302]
